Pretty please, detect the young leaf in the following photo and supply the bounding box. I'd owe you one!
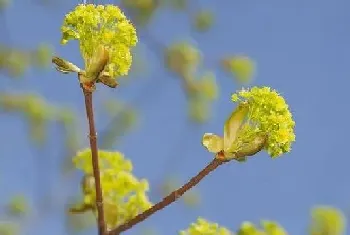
[202,133,224,153]
[223,103,249,152]
[52,56,81,74]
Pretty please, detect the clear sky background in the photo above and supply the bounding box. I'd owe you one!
[1,0,350,234]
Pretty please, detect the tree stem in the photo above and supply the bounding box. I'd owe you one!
[109,157,226,235]
[82,87,106,235]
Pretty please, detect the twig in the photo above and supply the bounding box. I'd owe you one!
[81,85,106,235]
[109,156,227,235]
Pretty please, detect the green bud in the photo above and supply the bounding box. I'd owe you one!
[52,56,81,74]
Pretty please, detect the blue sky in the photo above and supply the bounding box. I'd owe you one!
[1,0,350,234]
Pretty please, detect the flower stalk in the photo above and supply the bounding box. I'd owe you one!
[81,85,106,235]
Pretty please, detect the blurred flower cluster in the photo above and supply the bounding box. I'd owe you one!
[0,0,11,10]
[0,43,52,78]
[181,206,346,235]
[221,56,256,84]
[193,9,214,32]
[179,217,232,235]
[0,92,78,148]
[309,206,346,235]
[121,0,159,26]
[0,222,19,235]
[121,0,214,33]
[6,194,30,217]
[236,221,287,235]
[0,194,30,235]
[165,41,218,122]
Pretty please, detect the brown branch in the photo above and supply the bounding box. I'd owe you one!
[82,86,106,235]
[108,157,227,235]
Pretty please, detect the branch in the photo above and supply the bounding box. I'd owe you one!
[81,86,106,235]
[109,157,226,235]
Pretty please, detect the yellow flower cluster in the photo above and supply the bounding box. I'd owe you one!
[0,222,18,235]
[7,194,29,216]
[198,71,218,101]
[61,4,138,78]
[202,86,295,161]
[180,219,287,235]
[179,217,232,235]
[237,221,287,235]
[72,149,152,230]
[231,86,295,157]
[309,206,345,235]
[194,10,214,32]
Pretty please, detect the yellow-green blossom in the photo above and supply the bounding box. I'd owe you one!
[198,71,218,100]
[193,10,214,32]
[71,149,152,230]
[237,222,265,235]
[0,222,19,235]
[179,217,232,235]
[237,221,287,235]
[7,195,29,216]
[309,206,346,235]
[61,4,137,78]
[202,86,295,160]
[261,221,288,235]
[231,86,295,157]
